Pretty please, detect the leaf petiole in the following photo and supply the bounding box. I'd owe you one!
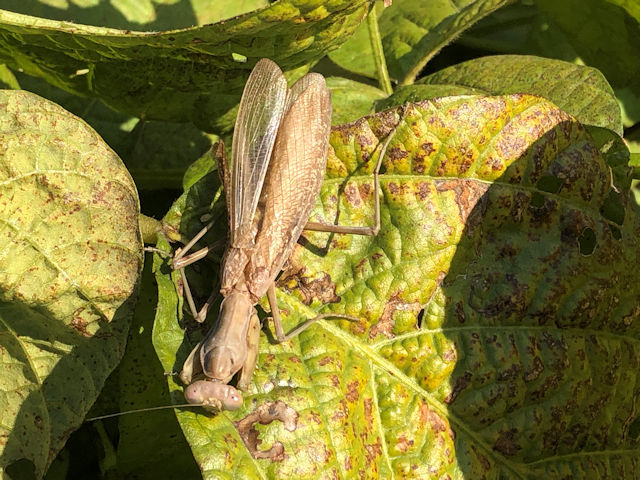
[367,2,393,95]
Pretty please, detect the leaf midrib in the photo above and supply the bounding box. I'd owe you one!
[374,324,640,349]
[305,312,640,476]
[304,309,528,479]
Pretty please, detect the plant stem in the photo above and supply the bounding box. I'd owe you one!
[630,153,640,179]
[93,420,117,476]
[139,213,163,244]
[367,4,392,95]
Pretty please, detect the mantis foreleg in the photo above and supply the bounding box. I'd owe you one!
[236,313,261,390]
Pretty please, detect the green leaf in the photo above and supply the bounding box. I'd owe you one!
[10,72,217,190]
[397,55,622,135]
[326,77,386,126]
[327,2,380,81]
[8,71,141,157]
[329,0,512,85]
[459,2,580,61]
[534,0,640,125]
[374,83,481,111]
[154,95,640,477]
[616,84,640,127]
[123,120,218,190]
[0,90,142,478]
[628,128,640,155]
[0,64,19,89]
[0,1,373,133]
[3,0,272,31]
[457,2,640,128]
[534,0,640,90]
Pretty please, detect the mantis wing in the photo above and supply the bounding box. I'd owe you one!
[230,58,288,248]
[246,72,332,299]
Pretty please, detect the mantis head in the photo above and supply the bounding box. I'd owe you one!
[184,380,244,411]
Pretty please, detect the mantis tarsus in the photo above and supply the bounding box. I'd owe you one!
[174,58,397,411]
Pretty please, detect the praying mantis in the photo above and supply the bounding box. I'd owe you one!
[172,58,397,411]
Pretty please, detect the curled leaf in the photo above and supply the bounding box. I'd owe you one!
[0,1,374,133]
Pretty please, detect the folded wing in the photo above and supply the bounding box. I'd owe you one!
[230,58,288,248]
[246,73,332,299]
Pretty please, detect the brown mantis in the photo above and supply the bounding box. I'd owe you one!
[173,58,396,411]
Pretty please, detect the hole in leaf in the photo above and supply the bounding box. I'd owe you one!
[5,459,37,480]
[536,175,563,194]
[578,227,596,255]
[417,308,425,328]
[600,190,625,226]
[530,192,544,208]
[232,52,247,63]
[378,157,388,175]
[609,224,622,240]
[629,415,640,440]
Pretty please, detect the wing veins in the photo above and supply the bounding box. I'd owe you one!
[229,59,288,247]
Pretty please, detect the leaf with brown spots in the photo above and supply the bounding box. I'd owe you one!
[0,90,142,478]
[154,95,640,479]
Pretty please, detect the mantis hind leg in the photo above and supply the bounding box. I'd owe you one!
[303,107,403,237]
[266,284,357,343]
[177,262,219,323]
[172,215,225,323]
[268,113,405,341]
[172,142,230,322]
[173,141,230,270]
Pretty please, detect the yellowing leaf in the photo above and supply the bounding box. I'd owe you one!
[0,90,142,478]
[155,95,640,478]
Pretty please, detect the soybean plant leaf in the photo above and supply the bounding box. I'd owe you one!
[535,0,640,125]
[11,72,217,190]
[0,90,142,478]
[628,129,640,155]
[459,2,580,61]
[9,72,136,149]
[0,64,19,89]
[0,68,215,190]
[154,95,640,478]
[0,0,373,133]
[391,55,622,136]
[123,121,218,190]
[329,0,513,84]
[534,0,640,93]
[327,2,381,80]
[374,83,481,111]
[3,0,272,31]
[326,77,386,126]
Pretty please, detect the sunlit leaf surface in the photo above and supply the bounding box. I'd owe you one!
[155,95,640,479]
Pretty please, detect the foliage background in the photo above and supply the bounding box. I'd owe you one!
[0,0,638,479]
